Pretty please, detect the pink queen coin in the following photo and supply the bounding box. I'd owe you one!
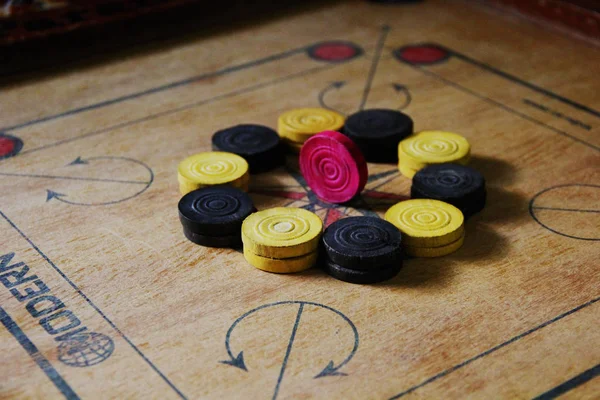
[300,130,368,203]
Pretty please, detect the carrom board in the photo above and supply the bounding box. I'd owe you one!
[1,0,599,399]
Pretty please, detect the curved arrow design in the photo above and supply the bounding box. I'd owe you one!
[392,83,412,110]
[45,156,154,206]
[220,300,359,399]
[318,81,347,115]
[317,81,412,114]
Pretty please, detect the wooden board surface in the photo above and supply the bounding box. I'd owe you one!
[1,0,599,398]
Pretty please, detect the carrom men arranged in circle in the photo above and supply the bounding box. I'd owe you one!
[176,107,486,284]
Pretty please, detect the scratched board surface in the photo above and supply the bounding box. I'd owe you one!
[1,0,599,399]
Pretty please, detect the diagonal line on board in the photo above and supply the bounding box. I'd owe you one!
[401,63,600,152]
[388,296,600,399]
[446,47,600,119]
[0,172,149,185]
[1,45,311,132]
[4,63,343,162]
[359,25,390,111]
[532,363,600,399]
[0,209,188,400]
[531,206,600,214]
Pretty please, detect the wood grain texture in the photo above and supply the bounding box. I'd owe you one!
[486,0,600,40]
[0,0,599,399]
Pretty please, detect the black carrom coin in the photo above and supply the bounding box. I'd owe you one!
[212,124,284,173]
[178,186,255,237]
[323,259,402,284]
[322,216,403,270]
[411,163,486,217]
[343,109,413,163]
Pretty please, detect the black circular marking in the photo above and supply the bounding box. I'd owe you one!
[411,163,486,218]
[212,124,284,173]
[179,186,255,236]
[322,216,403,270]
[529,184,600,241]
[343,109,413,163]
[323,259,401,284]
[0,133,24,160]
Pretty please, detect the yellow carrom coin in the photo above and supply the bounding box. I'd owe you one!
[278,108,345,143]
[242,207,323,258]
[179,171,249,195]
[399,155,471,179]
[404,234,465,258]
[243,248,318,273]
[177,152,249,194]
[398,131,471,171]
[398,163,419,179]
[400,153,471,173]
[385,199,464,247]
[178,176,250,195]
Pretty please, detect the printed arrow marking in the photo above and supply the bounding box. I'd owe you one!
[0,156,150,185]
[318,81,347,114]
[220,350,247,371]
[317,81,412,113]
[42,156,154,206]
[314,323,359,378]
[392,83,412,110]
[315,361,348,378]
[68,156,88,165]
[220,301,359,400]
[316,27,413,113]
[315,25,391,114]
[46,190,67,202]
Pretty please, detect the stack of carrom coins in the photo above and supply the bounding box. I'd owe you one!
[178,152,249,195]
[178,186,255,248]
[398,131,471,178]
[321,216,403,284]
[277,108,344,153]
[242,207,323,273]
[385,199,465,257]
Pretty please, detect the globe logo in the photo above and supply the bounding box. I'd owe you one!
[58,332,114,367]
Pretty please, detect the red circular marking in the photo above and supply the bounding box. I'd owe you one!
[311,43,358,62]
[300,131,368,204]
[397,45,449,65]
[0,136,16,158]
